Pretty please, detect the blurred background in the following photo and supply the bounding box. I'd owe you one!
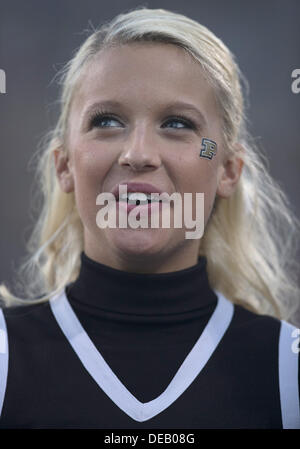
[0,0,299,321]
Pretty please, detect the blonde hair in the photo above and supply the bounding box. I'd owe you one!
[1,6,299,321]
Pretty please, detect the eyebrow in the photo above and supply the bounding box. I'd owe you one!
[82,99,208,129]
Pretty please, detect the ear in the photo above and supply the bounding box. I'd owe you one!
[216,143,245,198]
[53,146,74,193]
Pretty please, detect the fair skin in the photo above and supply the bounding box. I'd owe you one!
[54,43,244,273]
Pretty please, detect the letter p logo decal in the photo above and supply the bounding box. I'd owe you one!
[199,138,217,160]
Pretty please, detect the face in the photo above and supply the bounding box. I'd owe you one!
[54,43,243,273]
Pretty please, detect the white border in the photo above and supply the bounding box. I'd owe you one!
[50,289,234,422]
[0,309,8,418]
[278,320,300,429]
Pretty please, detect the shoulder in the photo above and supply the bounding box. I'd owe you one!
[231,302,299,344]
[223,301,299,366]
[226,302,282,347]
[0,299,59,342]
[1,300,51,321]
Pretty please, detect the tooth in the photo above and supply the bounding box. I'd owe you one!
[118,191,162,203]
[127,192,148,201]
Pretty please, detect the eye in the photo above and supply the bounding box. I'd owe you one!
[162,116,196,130]
[89,111,123,129]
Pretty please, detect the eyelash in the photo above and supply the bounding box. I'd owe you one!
[88,109,197,131]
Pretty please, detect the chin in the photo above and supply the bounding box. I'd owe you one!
[107,227,169,256]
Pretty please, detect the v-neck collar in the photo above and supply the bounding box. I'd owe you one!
[49,289,234,422]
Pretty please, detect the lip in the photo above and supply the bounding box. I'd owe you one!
[117,200,163,215]
[111,182,170,203]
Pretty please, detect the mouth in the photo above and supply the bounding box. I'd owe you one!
[117,199,163,216]
[111,182,170,205]
[118,193,163,206]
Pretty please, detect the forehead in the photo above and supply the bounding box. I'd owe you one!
[71,42,218,119]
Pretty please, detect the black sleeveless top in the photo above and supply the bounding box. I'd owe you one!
[0,252,299,429]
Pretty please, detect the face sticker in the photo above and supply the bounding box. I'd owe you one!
[199,138,217,160]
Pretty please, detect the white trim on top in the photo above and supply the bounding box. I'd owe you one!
[0,309,9,418]
[49,289,234,422]
[278,319,300,429]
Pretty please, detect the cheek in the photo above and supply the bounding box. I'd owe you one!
[71,144,111,223]
[179,160,218,222]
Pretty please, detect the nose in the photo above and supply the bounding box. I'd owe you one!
[118,125,162,171]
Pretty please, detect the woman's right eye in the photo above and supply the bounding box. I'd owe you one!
[90,113,122,129]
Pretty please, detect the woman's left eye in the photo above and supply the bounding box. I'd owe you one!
[162,117,195,130]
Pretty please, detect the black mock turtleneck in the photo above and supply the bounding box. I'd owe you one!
[1,251,298,429]
[67,251,217,317]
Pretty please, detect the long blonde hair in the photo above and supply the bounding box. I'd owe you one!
[1,6,299,321]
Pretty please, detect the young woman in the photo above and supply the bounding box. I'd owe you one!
[0,7,299,429]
